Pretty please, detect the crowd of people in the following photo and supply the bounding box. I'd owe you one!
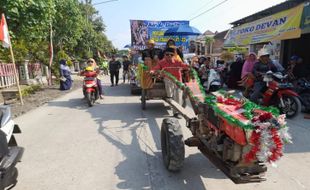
[59,39,309,106]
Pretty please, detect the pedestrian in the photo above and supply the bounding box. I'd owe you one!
[108,55,121,86]
[122,55,132,83]
[59,59,73,90]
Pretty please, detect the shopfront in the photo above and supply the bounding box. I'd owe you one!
[224,0,307,66]
[282,2,310,68]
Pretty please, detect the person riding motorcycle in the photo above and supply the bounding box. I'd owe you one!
[80,58,104,99]
[249,49,277,103]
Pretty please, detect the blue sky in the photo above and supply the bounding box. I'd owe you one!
[93,0,286,49]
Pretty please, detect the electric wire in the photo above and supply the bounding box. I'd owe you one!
[188,0,216,18]
[93,0,118,6]
[190,0,229,21]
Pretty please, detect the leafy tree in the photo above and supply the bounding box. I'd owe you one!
[53,0,84,52]
[0,0,114,69]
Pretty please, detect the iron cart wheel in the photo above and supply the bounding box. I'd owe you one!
[278,95,301,118]
[161,118,185,171]
[141,89,146,110]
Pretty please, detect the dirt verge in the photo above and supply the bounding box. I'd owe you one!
[7,79,82,118]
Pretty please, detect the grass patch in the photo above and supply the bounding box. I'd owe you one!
[21,85,42,97]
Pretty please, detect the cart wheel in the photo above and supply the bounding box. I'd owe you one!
[141,89,146,110]
[131,86,141,95]
[161,118,184,172]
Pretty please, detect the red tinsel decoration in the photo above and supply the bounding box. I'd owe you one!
[252,111,273,122]
[216,97,242,110]
[259,112,273,122]
[268,128,283,162]
[244,129,261,162]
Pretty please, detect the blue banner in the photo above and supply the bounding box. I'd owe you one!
[130,20,190,52]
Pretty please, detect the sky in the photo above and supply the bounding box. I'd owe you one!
[93,0,286,49]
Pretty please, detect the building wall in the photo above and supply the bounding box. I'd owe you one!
[212,38,225,54]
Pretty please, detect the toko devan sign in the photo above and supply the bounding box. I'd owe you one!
[224,4,304,46]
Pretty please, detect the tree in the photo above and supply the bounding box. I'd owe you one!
[53,0,84,52]
[0,0,114,66]
[205,36,214,55]
[0,0,54,63]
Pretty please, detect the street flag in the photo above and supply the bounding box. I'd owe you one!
[0,14,10,48]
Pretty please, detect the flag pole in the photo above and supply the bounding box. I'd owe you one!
[1,13,24,105]
[9,42,24,105]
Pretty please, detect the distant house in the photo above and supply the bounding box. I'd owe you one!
[209,30,230,60]
[191,30,215,55]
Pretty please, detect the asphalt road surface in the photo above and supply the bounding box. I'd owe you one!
[14,77,310,190]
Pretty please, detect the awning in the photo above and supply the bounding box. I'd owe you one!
[224,4,304,46]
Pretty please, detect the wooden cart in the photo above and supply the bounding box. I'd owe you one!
[140,66,189,110]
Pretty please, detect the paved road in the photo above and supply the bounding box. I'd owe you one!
[14,77,310,190]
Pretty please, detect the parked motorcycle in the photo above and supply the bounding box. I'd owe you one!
[247,71,301,118]
[202,68,222,92]
[82,71,99,107]
[294,78,310,112]
[0,106,24,190]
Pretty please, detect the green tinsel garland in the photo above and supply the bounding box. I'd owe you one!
[216,89,280,118]
[204,95,253,129]
[161,69,205,103]
[160,68,282,130]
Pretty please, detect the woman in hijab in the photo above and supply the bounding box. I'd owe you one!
[59,59,73,90]
[241,52,257,78]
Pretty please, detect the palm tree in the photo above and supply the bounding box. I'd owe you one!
[205,36,215,55]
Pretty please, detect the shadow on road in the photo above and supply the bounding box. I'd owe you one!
[48,90,227,189]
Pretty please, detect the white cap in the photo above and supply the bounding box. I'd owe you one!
[258,48,270,57]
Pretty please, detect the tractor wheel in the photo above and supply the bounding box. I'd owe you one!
[161,118,185,172]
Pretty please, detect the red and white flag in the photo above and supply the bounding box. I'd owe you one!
[0,14,10,48]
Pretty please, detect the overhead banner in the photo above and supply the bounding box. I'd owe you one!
[130,20,190,51]
[224,4,304,46]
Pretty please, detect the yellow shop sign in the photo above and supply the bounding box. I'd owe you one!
[224,4,304,46]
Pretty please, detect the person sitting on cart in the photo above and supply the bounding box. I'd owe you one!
[150,47,188,81]
[142,39,163,62]
[166,39,184,62]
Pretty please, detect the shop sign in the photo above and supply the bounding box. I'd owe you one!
[224,4,304,46]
